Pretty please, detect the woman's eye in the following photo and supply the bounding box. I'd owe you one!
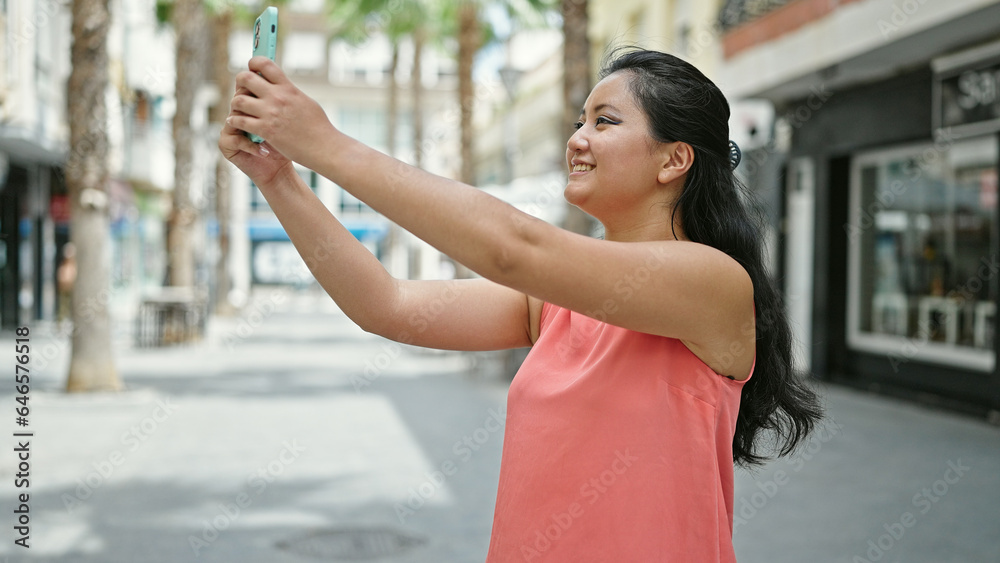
[596,116,614,125]
[573,121,584,130]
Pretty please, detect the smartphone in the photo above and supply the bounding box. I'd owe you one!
[248,6,278,143]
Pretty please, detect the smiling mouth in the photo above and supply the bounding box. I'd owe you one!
[572,164,595,172]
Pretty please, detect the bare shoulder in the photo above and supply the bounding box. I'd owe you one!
[670,242,756,379]
[498,233,756,375]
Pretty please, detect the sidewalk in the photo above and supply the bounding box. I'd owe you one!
[732,381,999,562]
[1,287,998,562]
[1,288,510,562]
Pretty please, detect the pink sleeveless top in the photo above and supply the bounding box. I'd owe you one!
[486,302,752,562]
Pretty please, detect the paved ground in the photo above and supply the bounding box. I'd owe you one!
[0,287,998,562]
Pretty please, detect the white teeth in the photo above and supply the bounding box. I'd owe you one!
[573,164,594,172]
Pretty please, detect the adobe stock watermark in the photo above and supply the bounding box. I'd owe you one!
[188,440,307,556]
[394,406,506,523]
[886,253,999,373]
[334,0,412,48]
[844,129,958,242]
[851,459,970,563]
[221,231,340,348]
[510,176,567,221]
[221,289,288,350]
[61,397,178,512]
[785,85,834,130]
[549,245,676,360]
[30,271,132,372]
[737,85,833,179]
[351,279,466,391]
[9,0,62,56]
[520,449,639,561]
[734,416,844,530]
[877,0,931,40]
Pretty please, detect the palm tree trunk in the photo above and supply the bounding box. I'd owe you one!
[210,8,234,315]
[387,41,399,157]
[65,0,121,392]
[384,39,404,278]
[411,26,425,169]
[167,0,203,288]
[457,1,478,185]
[561,0,594,235]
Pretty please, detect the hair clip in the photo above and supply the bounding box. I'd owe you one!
[728,140,741,170]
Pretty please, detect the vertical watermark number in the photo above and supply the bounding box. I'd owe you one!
[13,326,33,549]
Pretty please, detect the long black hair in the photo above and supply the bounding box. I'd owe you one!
[600,48,823,467]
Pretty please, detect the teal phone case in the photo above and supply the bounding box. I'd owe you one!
[248,7,278,143]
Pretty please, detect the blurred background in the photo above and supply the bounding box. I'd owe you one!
[0,0,998,561]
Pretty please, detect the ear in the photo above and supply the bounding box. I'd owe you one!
[657,142,694,186]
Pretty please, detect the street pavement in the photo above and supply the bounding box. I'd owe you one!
[1,286,998,563]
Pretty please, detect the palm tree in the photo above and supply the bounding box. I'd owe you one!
[327,0,427,162]
[560,0,593,235]
[329,0,552,184]
[326,0,430,281]
[448,0,554,186]
[65,0,121,392]
[410,23,428,169]
[208,1,235,314]
[203,1,288,314]
[167,0,205,290]
[455,0,479,185]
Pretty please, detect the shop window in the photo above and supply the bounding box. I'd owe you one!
[847,135,998,371]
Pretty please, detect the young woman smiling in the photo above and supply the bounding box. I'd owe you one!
[220,48,822,562]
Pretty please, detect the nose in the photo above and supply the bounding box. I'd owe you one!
[567,126,588,154]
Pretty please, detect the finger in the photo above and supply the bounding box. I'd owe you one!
[234,70,272,98]
[257,141,278,157]
[230,93,267,118]
[221,105,250,132]
[220,117,245,136]
[218,123,253,153]
[249,56,288,84]
[220,124,268,157]
[225,114,259,138]
[220,116,252,142]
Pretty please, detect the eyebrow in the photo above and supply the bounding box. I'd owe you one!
[580,103,622,116]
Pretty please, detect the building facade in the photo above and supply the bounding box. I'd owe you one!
[227,2,463,287]
[581,0,1000,413]
[0,0,466,335]
[0,0,212,333]
[0,0,73,329]
[717,0,1000,414]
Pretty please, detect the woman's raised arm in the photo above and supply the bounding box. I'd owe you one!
[218,113,537,351]
[227,57,754,378]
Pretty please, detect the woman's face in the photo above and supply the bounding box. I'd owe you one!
[564,72,673,222]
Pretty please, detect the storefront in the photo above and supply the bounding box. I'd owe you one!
[791,40,1000,413]
[847,135,997,368]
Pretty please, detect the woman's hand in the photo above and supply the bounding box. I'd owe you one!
[218,86,294,189]
[226,57,335,169]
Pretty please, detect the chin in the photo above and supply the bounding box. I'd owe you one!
[563,181,591,209]
[565,184,607,223]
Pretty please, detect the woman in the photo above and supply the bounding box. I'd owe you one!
[220,48,822,562]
